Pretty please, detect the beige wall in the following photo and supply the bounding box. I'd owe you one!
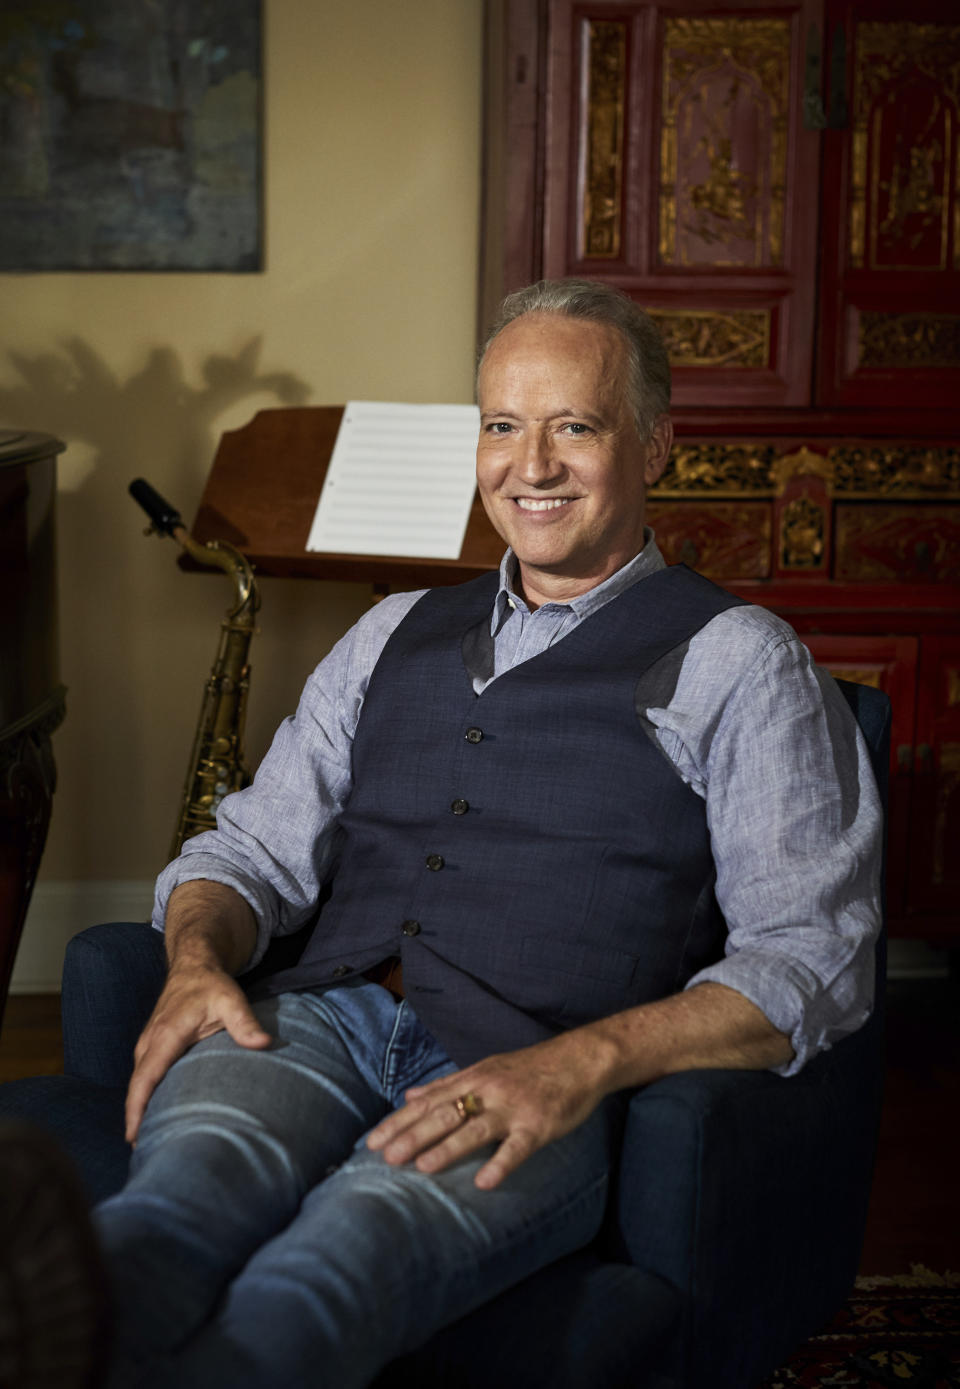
[3,2,483,897]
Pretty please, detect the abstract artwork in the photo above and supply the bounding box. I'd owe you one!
[0,1,261,271]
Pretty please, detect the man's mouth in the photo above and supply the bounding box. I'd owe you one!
[513,497,574,512]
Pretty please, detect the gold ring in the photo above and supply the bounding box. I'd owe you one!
[453,1092,483,1122]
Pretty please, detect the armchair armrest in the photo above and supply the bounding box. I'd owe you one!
[613,1020,883,1388]
[61,922,166,1086]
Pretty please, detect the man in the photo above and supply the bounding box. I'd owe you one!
[94,279,881,1387]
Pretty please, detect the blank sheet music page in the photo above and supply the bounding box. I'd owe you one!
[305,401,481,559]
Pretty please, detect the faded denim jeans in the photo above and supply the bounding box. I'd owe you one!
[94,979,616,1388]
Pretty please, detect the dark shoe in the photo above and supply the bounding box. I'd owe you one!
[0,1120,108,1389]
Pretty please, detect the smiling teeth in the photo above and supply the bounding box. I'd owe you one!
[515,497,572,511]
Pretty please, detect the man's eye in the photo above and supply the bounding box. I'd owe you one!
[487,421,513,434]
[563,422,590,435]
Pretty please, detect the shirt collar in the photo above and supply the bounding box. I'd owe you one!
[491,530,667,633]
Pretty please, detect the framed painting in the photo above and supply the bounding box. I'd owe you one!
[0,0,261,271]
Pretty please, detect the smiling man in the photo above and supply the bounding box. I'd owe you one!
[475,309,671,604]
[89,280,882,1387]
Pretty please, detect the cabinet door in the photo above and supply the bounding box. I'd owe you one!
[801,634,917,921]
[816,0,960,407]
[906,637,960,927]
[538,0,823,407]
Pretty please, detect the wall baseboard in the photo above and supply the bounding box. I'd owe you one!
[11,881,155,994]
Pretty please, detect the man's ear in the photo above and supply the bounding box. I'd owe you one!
[642,415,674,486]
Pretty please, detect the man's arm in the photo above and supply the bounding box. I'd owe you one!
[368,981,792,1189]
[664,614,883,1071]
[125,880,271,1143]
[128,592,427,1143]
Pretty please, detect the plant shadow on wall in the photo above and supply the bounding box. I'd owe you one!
[0,338,312,879]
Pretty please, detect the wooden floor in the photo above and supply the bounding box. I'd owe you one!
[0,993,64,1084]
[0,975,957,1275]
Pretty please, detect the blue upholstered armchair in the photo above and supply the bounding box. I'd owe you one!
[0,679,890,1389]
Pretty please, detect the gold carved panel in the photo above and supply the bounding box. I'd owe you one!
[654,443,960,499]
[660,17,790,269]
[658,442,777,495]
[581,20,627,259]
[859,312,960,369]
[780,496,826,570]
[849,22,960,270]
[830,446,960,496]
[648,309,770,368]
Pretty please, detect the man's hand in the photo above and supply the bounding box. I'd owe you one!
[125,963,271,1145]
[125,879,269,1145]
[366,982,793,1189]
[366,1028,616,1190]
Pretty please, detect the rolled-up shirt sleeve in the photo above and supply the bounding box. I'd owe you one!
[152,590,425,969]
[648,608,883,1074]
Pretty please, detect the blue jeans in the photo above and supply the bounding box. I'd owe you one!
[94,980,617,1388]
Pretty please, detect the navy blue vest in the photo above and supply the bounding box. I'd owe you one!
[259,565,746,1065]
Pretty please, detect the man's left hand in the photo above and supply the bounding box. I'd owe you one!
[366,1028,616,1190]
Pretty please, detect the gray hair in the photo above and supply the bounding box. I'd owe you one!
[477,279,671,440]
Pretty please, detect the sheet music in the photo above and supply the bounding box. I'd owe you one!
[306,401,481,559]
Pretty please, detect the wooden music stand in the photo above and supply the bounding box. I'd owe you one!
[187,406,503,589]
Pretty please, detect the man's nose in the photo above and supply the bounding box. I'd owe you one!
[516,428,564,484]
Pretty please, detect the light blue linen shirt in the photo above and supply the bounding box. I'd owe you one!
[154,537,883,1076]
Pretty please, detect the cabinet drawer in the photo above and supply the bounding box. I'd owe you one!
[646,502,770,579]
[835,505,960,583]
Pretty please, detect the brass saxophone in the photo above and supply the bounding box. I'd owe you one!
[129,479,260,860]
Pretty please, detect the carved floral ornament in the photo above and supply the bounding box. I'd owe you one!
[648,309,770,369]
[654,443,960,499]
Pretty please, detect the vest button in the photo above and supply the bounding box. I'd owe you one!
[332,964,351,978]
[451,798,469,815]
[401,919,421,936]
[425,854,445,871]
[465,727,483,743]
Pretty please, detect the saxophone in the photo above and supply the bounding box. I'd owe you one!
[129,479,260,860]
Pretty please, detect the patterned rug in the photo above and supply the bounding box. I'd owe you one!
[760,1267,960,1388]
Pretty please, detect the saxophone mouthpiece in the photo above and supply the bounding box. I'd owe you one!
[129,478,183,537]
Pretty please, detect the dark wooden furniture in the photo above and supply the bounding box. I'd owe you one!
[0,430,66,1025]
[481,0,960,412]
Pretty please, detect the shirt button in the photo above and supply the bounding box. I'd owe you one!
[401,919,421,936]
[332,964,351,978]
[451,798,469,815]
[465,727,483,743]
[425,854,445,871]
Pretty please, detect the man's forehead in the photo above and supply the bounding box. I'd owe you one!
[488,311,621,353]
[482,314,626,380]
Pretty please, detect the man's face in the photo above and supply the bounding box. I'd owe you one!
[476,312,672,608]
